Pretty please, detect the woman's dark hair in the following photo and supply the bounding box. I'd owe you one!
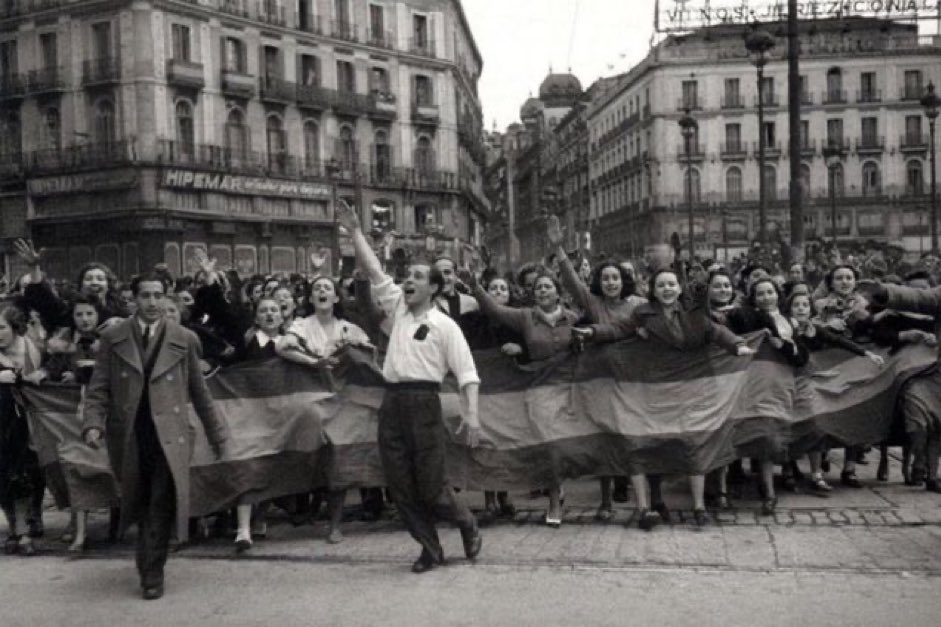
[747,278,784,311]
[589,261,635,300]
[70,295,104,328]
[531,272,562,301]
[647,268,679,304]
[825,264,859,292]
[0,303,28,336]
[516,263,542,290]
[306,276,347,319]
[784,289,816,317]
[706,269,734,305]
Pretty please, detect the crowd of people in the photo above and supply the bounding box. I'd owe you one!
[2,208,941,585]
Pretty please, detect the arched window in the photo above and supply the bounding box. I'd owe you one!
[175,100,194,159]
[225,108,248,165]
[94,99,115,146]
[906,160,924,196]
[374,129,391,180]
[266,114,286,173]
[683,167,701,204]
[725,166,742,202]
[337,124,355,170]
[42,108,60,152]
[303,120,320,170]
[862,161,881,196]
[414,135,433,174]
[828,163,845,198]
[800,163,811,200]
[763,165,777,200]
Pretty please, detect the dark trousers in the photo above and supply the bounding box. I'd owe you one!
[134,410,176,589]
[378,384,475,560]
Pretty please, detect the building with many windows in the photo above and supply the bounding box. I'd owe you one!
[0,0,486,280]
[588,18,941,261]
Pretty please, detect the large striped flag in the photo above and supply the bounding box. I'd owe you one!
[17,337,937,511]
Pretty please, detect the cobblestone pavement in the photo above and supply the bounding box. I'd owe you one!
[12,450,941,576]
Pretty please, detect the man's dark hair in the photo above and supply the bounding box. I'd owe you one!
[130,272,170,296]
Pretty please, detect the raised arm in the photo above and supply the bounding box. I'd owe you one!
[547,215,593,315]
[472,283,528,334]
[336,199,385,285]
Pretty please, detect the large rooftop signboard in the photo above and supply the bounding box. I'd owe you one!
[655,0,941,32]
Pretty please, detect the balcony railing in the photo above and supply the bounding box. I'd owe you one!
[855,135,885,153]
[334,89,373,115]
[824,137,850,153]
[221,69,255,97]
[166,59,205,89]
[900,133,929,150]
[720,142,747,158]
[0,73,26,100]
[259,76,295,103]
[26,140,132,173]
[257,1,286,27]
[331,20,359,43]
[408,38,436,58]
[367,29,395,49]
[800,139,817,156]
[296,83,332,109]
[297,13,323,34]
[412,102,440,124]
[27,66,66,94]
[720,94,744,109]
[822,89,847,105]
[801,91,814,105]
[856,89,882,104]
[82,56,120,86]
[676,143,704,160]
[676,98,702,111]
[220,0,251,18]
[755,93,780,107]
[369,91,398,118]
[752,140,782,156]
[901,85,925,101]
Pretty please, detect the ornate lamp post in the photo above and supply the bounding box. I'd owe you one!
[822,144,841,248]
[922,81,939,253]
[678,108,698,260]
[745,25,776,248]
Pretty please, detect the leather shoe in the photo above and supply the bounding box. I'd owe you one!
[461,522,482,559]
[840,471,863,488]
[411,550,440,574]
[142,584,164,600]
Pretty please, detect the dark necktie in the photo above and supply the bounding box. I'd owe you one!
[142,325,151,351]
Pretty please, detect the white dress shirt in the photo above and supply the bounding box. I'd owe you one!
[287,315,370,357]
[372,276,480,388]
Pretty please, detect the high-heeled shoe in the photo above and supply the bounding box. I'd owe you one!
[637,509,659,531]
[234,530,252,553]
[760,497,778,516]
[693,508,709,527]
[840,471,863,488]
[651,502,672,524]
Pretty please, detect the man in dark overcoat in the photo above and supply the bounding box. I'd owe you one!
[83,272,228,600]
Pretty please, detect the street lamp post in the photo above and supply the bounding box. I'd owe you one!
[678,108,698,260]
[325,158,341,274]
[822,144,841,248]
[745,26,776,249]
[922,81,939,253]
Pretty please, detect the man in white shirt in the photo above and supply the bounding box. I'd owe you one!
[336,200,482,574]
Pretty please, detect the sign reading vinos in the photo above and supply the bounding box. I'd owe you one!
[655,0,940,32]
[161,169,332,200]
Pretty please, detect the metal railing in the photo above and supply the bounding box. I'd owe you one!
[82,56,120,85]
[408,37,436,58]
[822,89,847,105]
[259,76,296,102]
[855,135,885,152]
[331,20,359,43]
[720,94,744,109]
[367,29,394,49]
[856,89,882,103]
[900,133,929,149]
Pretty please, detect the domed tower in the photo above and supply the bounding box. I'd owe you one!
[519,95,544,128]
[538,71,583,127]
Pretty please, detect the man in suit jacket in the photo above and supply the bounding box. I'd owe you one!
[83,272,228,600]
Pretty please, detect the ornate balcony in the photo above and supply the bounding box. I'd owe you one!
[856,89,882,104]
[720,94,745,110]
[368,91,398,120]
[720,142,747,160]
[26,141,133,173]
[676,143,705,161]
[822,89,847,105]
[82,56,120,87]
[855,135,885,154]
[900,133,929,152]
[367,29,395,49]
[333,90,372,116]
[166,59,205,90]
[412,102,439,125]
[28,66,66,95]
[221,69,256,98]
[408,38,436,58]
[331,20,359,43]
[296,84,332,110]
[259,76,295,104]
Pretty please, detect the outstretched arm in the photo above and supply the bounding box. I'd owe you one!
[336,199,384,284]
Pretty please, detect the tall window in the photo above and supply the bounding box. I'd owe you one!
[91,21,112,59]
[723,77,740,107]
[826,67,842,99]
[905,115,923,144]
[414,204,436,230]
[369,4,384,38]
[826,119,843,149]
[907,160,924,195]
[39,33,57,69]
[904,69,923,99]
[800,120,810,149]
[0,110,21,158]
[225,108,248,162]
[414,135,433,173]
[860,71,877,101]
[266,115,286,172]
[760,76,774,105]
[94,100,115,146]
[799,74,809,102]
[374,129,391,179]
[42,107,60,151]
[762,122,776,147]
[414,75,433,106]
[303,120,320,168]
[413,14,428,47]
[0,40,17,83]
[337,125,355,169]
[861,117,878,144]
[224,38,245,72]
[336,60,355,93]
[828,163,845,197]
[681,80,698,109]
[725,123,741,151]
[763,165,777,200]
[683,167,701,204]
[335,0,350,24]
[862,161,881,196]
[298,0,314,31]
[370,67,390,95]
[175,100,195,158]
[263,46,280,81]
[298,54,320,86]
[171,24,191,61]
[725,166,742,202]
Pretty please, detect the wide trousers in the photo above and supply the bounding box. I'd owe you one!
[134,409,176,589]
[378,384,475,560]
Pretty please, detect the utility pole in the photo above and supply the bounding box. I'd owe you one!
[787,0,803,263]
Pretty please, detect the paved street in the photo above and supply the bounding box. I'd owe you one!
[2,452,941,626]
